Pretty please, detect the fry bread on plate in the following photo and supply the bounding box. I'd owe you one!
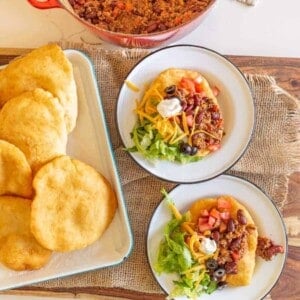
[0,44,78,132]
[0,88,68,173]
[31,155,118,252]
[189,196,258,286]
[139,68,224,157]
[0,139,33,198]
[0,196,52,271]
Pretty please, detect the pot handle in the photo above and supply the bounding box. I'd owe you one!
[27,0,61,9]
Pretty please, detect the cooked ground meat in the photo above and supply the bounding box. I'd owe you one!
[171,86,223,151]
[69,0,213,34]
[256,236,284,261]
[216,219,249,266]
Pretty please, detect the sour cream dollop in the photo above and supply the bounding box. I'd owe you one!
[157,97,182,118]
[200,237,217,255]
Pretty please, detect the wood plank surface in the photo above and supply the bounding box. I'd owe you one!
[0,50,299,300]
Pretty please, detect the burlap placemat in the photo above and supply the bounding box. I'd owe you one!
[31,42,299,294]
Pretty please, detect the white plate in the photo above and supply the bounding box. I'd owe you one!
[0,50,133,290]
[147,174,287,300]
[117,45,254,183]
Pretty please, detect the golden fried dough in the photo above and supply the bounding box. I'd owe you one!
[0,88,68,173]
[31,155,118,252]
[0,196,52,271]
[0,139,33,198]
[0,196,32,238]
[0,44,77,132]
[0,233,51,271]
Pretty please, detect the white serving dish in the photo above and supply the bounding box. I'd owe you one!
[0,49,133,290]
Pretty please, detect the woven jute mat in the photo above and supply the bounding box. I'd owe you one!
[29,42,299,294]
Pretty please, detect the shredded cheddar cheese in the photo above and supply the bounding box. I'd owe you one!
[125,80,140,92]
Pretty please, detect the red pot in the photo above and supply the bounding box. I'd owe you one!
[27,0,217,48]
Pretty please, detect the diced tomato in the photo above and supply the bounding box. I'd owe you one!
[200,209,209,217]
[209,208,220,220]
[217,197,231,210]
[207,144,221,152]
[179,77,196,93]
[219,211,231,220]
[212,86,220,97]
[219,221,227,233]
[185,236,191,244]
[195,83,203,93]
[186,114,194,127]
[231,251,240,262]
[208,216,216,227]
[198,217,209,225]
[198,222,212,232]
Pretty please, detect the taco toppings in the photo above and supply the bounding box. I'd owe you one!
[155,190,284,299]
[127,68,224,163]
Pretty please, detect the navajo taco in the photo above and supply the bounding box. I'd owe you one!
[155,190,284,299]
[127,68,224,163]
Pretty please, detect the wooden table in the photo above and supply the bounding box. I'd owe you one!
[0,51,299,300]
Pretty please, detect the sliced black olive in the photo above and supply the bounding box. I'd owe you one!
[190,146,198,156]
[180,143,192,155]
[164,85,176,96]
[205,258,218,271]
[213,268,226,279]
[217,281,228,290]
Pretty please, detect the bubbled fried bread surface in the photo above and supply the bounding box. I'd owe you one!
[0,88,68,174]
[0,44,78,132]
[30,155,118,252]
[0,196,52,271]
[0,139,33,198]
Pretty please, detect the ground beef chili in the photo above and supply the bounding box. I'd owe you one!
[165,83,223,153]
[69,0,213,34]
[256,236,285,260]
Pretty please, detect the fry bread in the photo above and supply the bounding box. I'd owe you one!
[0,196,32,238]
[31,155,118,252]
[141,68,224,157]
[0,88,68,173]
[189,196,258,286]
[145,68,218,106]
[0,139,33,198]
[0,233,52,271]
[0,44,77,132]
[0,196,52,271]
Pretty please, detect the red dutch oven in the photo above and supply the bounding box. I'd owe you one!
[27,0,217,48]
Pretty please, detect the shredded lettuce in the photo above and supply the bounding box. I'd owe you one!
[126,119,202,164]
[155,189,218,299]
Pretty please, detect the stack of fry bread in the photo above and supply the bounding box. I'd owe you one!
[0,44,117,271]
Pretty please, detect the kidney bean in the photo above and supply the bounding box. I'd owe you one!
[185,104,194,113]
[211,231,220,242]
[194,94,202,106]
[229,237,241,251]
[237,209,247,225]
[227,219,235,232]
[146,22,158,33]
[195,112,204,124]
[181,101,187,111]
[211,112,220,120]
